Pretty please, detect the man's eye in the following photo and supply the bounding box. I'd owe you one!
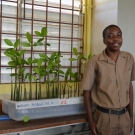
[108,35,113,38]
[118,34,121,37]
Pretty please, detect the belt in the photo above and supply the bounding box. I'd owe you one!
[97,105,128,115]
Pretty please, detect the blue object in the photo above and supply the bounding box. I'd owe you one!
[0,115,11,120]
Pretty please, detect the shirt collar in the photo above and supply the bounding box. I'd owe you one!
[99,49,127,63]
[99,49,110,62]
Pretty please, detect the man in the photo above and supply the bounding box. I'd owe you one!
[80,24,135,135]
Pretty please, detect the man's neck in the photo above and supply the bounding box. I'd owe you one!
[105,49,120,63]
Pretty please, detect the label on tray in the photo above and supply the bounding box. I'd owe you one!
[15,97,84,109]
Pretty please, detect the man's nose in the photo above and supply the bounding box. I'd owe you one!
[113,36,118,41]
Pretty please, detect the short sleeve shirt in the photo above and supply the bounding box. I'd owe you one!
[80,50,135,109]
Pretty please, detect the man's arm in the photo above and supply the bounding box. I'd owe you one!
[83,90,97,135]
[128,82,133,132]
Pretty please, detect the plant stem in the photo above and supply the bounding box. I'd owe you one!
[11,80,13,100]
[77,81,79,97]
[35,80,37,100]
[24,82,26,100]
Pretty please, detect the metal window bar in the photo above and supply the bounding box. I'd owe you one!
[0,0,84,83]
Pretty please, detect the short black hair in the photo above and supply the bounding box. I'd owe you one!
[102,24,122,39]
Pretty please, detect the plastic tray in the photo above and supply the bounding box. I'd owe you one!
[2,97,86,122]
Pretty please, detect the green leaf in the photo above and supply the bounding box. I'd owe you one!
[69,58,77,61]
[14,51,20,56]
[77,54,83,59]
[51,62,57,66]
[6,48,13,52]
[18,57,21,64]
[28,57,32,65]
[34,75,37,81]
[73,48,78,55]
[39,53,48,58]
[21,59,27,65]
[57,51,62,57]
[21,42,31,47]
[47,63,52,69]
[88,53,94,60]
[68,80,74,82]
[26,32,32,43]
[57,70,64,74]
[40,69,46,75]
[41,27,47,37]
[82,57,87,60]
[70,72,76,78]
[4,52,13,57]
[34,31,42,37]
[4,39,13,46]
[32,59,38,63]
[8,61,16,67]
[33,68,39,74]
[46,43,50,46]
[10,73,17,76]
[55,58,60,63]
[28,75,32,81]
[51,52,56,59]
[65,68,71,81]
[33,42,43,46]
[11,57,15,61]
[14,39,20,48]
[20,50,25,56]
[25,73,30,80]
[19,68,25,75]
[38,58,42,67]
[9,50,16,56]
[37,38,44,42]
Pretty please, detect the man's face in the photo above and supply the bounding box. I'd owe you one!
[103,27,122,52]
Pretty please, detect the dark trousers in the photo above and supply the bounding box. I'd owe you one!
[93,108,131,135]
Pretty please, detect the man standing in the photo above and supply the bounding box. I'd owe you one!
[80,25,135,135]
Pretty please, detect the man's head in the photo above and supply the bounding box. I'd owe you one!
[103,24,123,52]
[102,25,122,39]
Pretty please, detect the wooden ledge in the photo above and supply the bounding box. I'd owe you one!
[0,114,87,134]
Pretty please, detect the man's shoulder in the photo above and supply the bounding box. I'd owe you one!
[120,51,134,58]
[90,52,103,62]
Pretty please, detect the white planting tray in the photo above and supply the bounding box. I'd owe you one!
[1,97,86,122]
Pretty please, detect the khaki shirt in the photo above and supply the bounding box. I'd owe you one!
[80,50,135,109]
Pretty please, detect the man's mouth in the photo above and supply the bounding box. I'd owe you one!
[113,43,119,46]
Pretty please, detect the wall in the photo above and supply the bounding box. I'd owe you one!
[91,0,118,55]
[91,0,135,135]
[117,1,135,134]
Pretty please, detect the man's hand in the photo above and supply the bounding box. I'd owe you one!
[128,82,133,133]
[83,90,97,135]
[90,121,97,135]
[130,119,133,132]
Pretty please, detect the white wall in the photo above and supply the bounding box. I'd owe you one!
[118,0,135,55]
[117,1,135,134]
[91,0,118,55]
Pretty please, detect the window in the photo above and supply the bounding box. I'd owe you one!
[0,0,84,83]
